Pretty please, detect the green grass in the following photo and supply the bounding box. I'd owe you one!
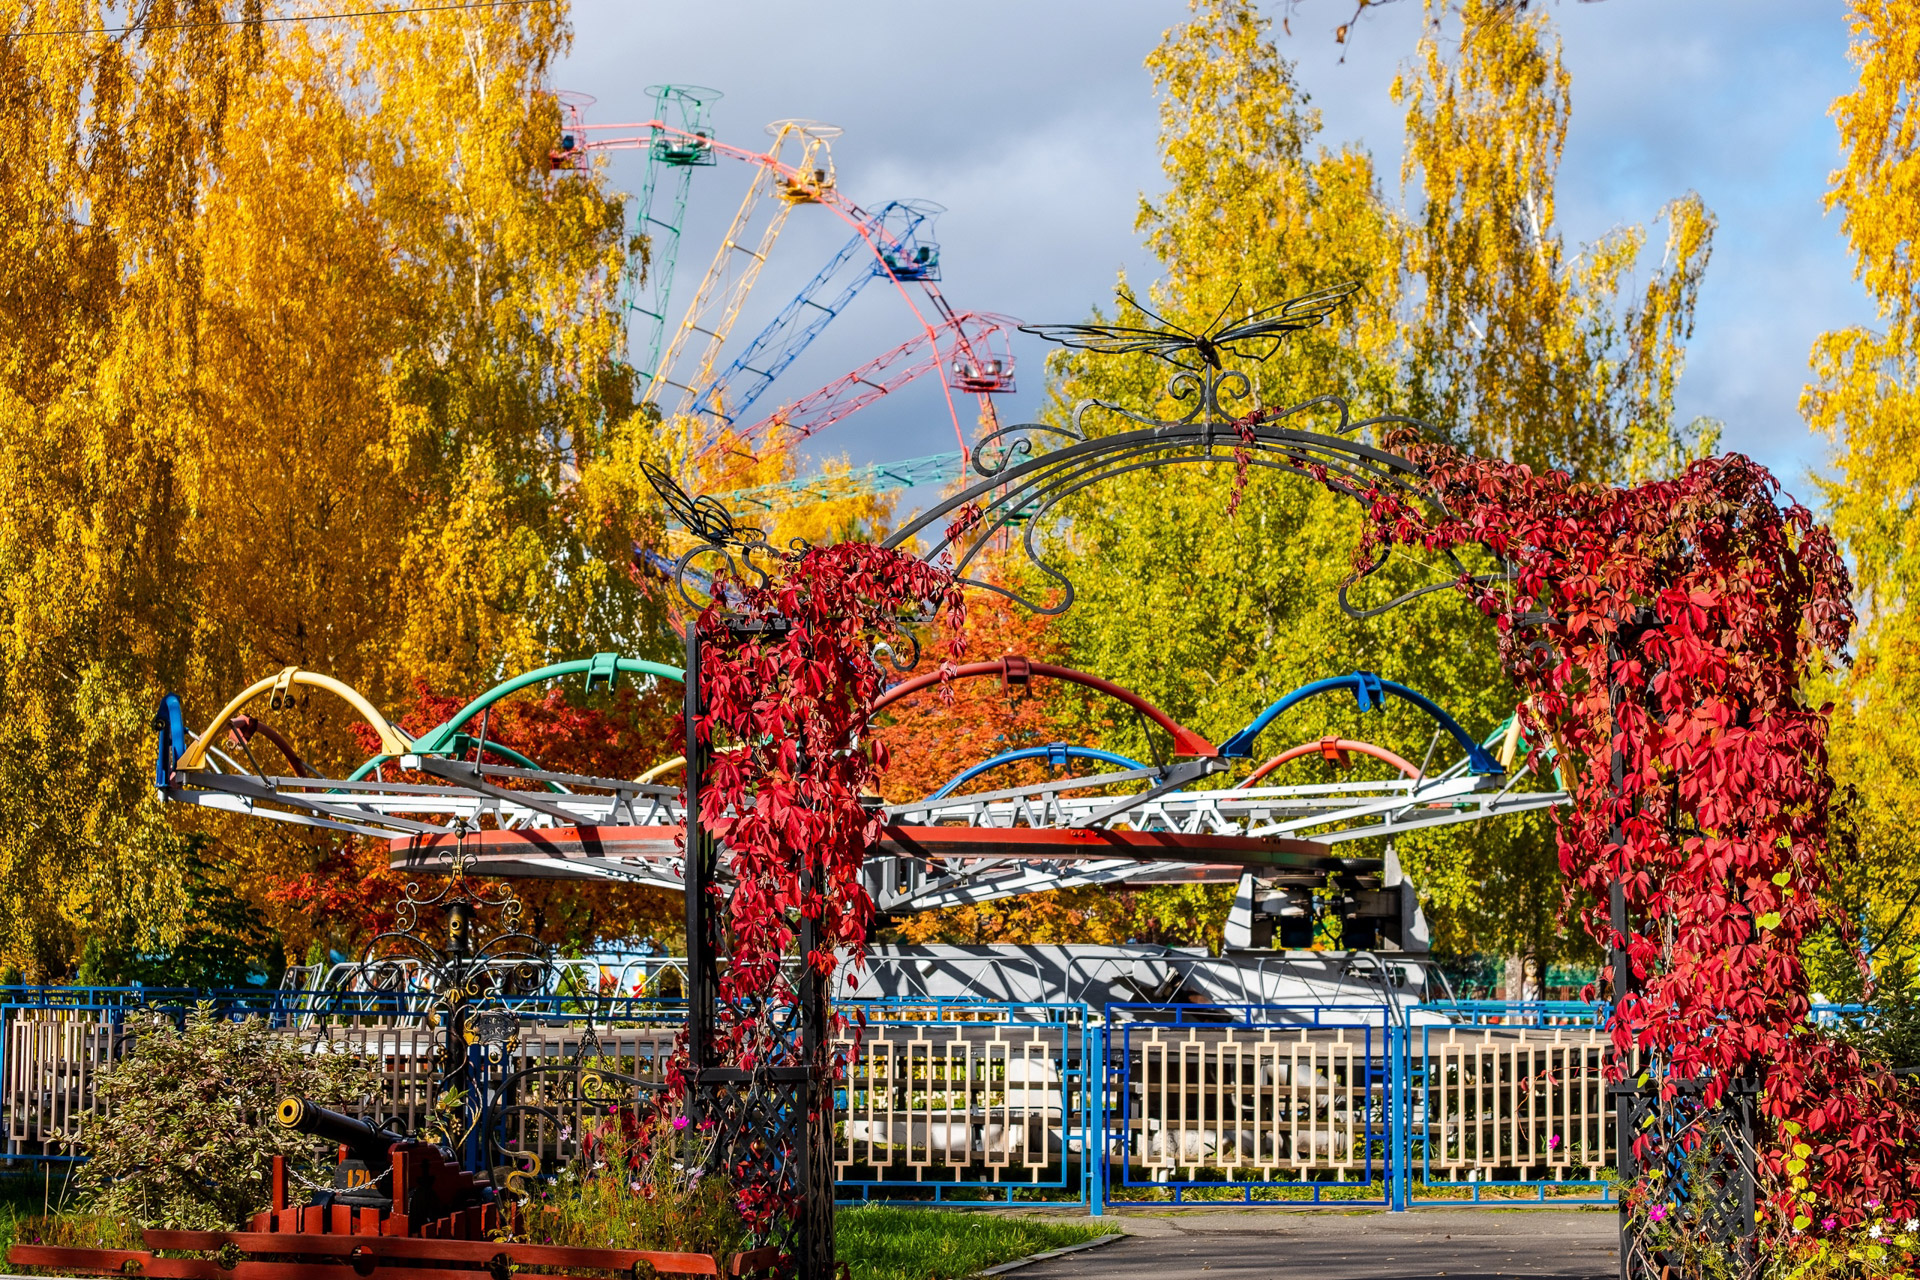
[836,1206,1117,1280]
[0,1172,74,1259]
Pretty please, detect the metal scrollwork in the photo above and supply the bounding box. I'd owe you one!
[881,363,1490,619]
[484,1021,661,1201]
[971,421,1084,480]
[1164,367,1256,426]
[350,849,561,1167]
[869,615,921,673]
[348,854,671,1200]
[642,461,812,612]
[639,284,1513,630]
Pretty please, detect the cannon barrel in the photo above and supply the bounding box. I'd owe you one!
[276,1096,399,1166]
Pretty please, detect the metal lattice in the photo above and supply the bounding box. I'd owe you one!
[1616,1075,1760,1280]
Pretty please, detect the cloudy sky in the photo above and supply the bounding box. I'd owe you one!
[559,0,1873,501]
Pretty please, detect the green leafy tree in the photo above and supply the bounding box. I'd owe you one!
[75,1007,380,1230]
[1007,0,1714,973]
[75,841,282,990]
[1019,0,1540,966]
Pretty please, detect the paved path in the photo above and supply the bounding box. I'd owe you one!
[1016,1209,1618,1280]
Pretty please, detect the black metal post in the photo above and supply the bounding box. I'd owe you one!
[1609,635,1637,1280]
[798,864,834,1280]
[683,618,835,1279]
[683,621,713,1118]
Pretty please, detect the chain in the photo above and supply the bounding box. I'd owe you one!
[282,1161,391,1194]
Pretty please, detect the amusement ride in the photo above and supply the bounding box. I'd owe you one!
[154,654,1564,955]
[548,86,1016,464]
[146,83,1570,964]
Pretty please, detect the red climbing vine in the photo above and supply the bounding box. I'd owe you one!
[658,537,966,1228]
[1346,433,1920,1242]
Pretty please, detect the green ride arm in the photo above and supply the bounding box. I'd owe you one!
[345,655,684,783]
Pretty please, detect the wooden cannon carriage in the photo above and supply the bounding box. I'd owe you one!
[10,1097,779,1279]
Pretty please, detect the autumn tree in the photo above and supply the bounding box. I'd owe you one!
[906,0,1718,968]
[1396,0,1719,485]
[0,2,667,975]
[1803,0,1920,995]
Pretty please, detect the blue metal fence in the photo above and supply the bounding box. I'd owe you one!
[9,988,1826,1211]
[834,999,1092,1207]
[1407,1001,1616,1206]
[1101,1003,1399,1208]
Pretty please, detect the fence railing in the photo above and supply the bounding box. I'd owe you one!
[1413,1021,1615,1202]
[6,989,1820,1210]
[835,1001,1089,1205]
[1102,1003,1394,1206]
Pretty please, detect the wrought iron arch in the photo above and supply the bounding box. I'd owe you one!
[641,369,1509,626]
[876,368,1502,620]
[629,297,1540,1280]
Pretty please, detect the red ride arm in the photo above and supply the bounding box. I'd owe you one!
[869,657,1218,758]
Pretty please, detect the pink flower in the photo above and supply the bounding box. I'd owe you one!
[672,1114,690,1131]
[1821,1218,1837,1231]
[1648,1206,1668,1223]
[1548,1134,1562,1150]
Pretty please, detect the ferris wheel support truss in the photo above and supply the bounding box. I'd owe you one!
[705,313,1017,471]
[710,449,966,517]
[624,86,721,382]
[553,85,726,384]
[639,119,843,415]
[689,200,947,430]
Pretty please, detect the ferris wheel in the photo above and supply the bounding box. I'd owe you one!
[549,87,1017,469]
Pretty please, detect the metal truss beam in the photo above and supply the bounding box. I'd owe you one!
[165,750,1565,914]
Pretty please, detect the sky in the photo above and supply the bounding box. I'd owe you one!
[558,0,1875,505]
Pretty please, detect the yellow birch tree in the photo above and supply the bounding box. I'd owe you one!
[0,1,666,974]
[1396,0,1719,484]
[1803,0,1920,991]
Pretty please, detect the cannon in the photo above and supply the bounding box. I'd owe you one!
[14,1091,780,1276]
[253,1095,498,1239]
[276,1096,402,1185]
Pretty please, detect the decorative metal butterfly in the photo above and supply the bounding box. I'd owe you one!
[1020,281,1359,370]
[640,460,763,548]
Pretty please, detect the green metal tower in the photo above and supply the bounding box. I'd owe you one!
[628,85,721,382]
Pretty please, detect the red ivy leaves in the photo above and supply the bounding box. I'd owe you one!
[654,541,964,1229]
[1342,435,1919,1240]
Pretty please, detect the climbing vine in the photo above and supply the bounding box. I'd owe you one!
[659,538,965,1227]
[1347,434,1920,1241]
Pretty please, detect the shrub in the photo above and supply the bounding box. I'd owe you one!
[1839,952,1920,1073]
[1769,1215,1920,1279]
[73,1005,379,1230]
